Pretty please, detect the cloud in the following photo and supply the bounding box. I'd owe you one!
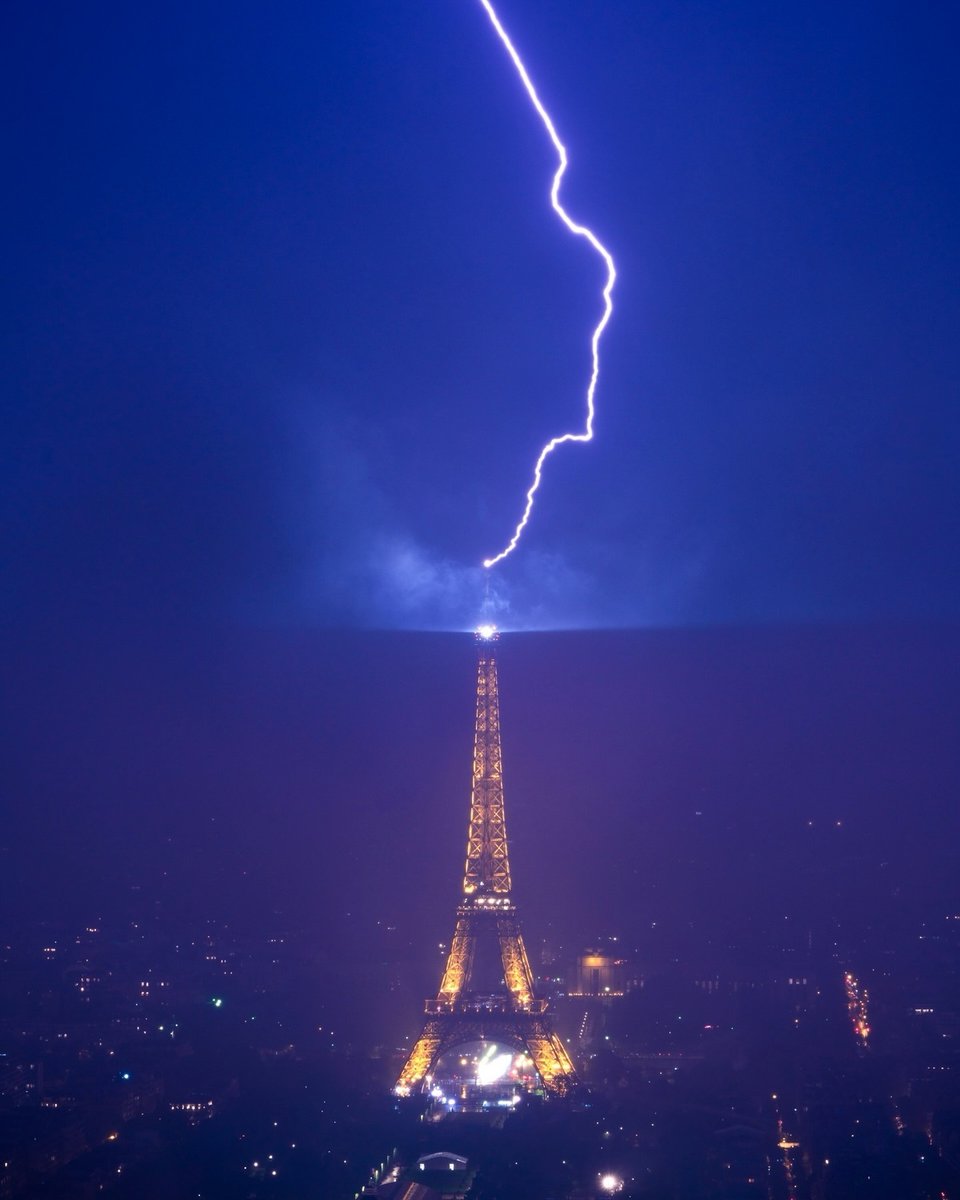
[252,400,635,631]
[242,395,730,632]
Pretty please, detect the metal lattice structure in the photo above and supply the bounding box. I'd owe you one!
[396,629,577,1097]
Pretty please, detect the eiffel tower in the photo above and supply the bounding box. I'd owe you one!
[395,626,577,1097]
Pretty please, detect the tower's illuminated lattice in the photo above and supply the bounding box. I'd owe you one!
[396,627,577,1096]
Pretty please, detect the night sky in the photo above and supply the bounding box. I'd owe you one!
[3,3,959,939]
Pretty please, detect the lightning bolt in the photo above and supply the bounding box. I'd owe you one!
[476,0,616,570]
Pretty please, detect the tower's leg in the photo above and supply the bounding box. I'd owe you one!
[523,1019,577,1096]
[497,920,536,1008]
[438,917,475,1003]
[396,1018,444,1095]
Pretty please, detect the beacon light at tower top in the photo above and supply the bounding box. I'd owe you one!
[475,623,498,641]
[475,0,617,570]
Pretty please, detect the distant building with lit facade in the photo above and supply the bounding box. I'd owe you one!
[570,948,628,997]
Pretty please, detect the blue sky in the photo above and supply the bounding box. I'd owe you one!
[4,0,959,632]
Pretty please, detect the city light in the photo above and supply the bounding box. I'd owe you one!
[599,1173,624,1193]
[475,623,498,640]
[476,1046,513,1086]
[844,971,870,1046]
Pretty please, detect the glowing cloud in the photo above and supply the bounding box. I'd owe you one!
[476,0,616,569]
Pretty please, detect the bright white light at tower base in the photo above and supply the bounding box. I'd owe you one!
[599,1174,623,1194]
[476,1050,513,1086]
